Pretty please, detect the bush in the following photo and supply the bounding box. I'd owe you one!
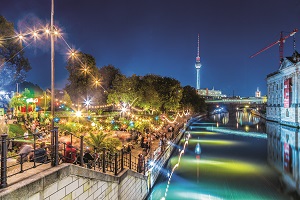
[8,124,26,138]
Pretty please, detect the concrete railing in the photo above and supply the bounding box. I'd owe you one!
[147,126,185,189]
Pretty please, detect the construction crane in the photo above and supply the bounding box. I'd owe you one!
[250,28,298,64]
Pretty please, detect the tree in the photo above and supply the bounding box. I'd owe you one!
[65,52,100,103]
[9,93,25,116]
[144,75,182,113]
[39,91,50,112]
[86,131,107,150]
[0,16,31,89]
[61,91,72,107]
[180,85,206,113]
[98,65,121,104]
[9,88,35,116]
[107,74,140,106]
[103,137,122,153]
[137,75,162,113]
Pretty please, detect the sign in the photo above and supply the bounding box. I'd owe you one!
[26,98,39,103]
[0,108,3,116]
[284,142,290,172]
[284,79,290,108]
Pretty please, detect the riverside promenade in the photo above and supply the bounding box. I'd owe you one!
[0,115,190,200]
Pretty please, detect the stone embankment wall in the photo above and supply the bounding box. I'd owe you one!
[0,164,148,200]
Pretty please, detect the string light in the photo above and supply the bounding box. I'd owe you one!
[1,21,191,134]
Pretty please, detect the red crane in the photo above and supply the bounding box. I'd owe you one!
[250,28,298,63]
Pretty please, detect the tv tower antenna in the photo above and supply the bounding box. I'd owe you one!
[195,34,202,90]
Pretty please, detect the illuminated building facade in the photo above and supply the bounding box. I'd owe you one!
[266,51,300,127]
[266,51,300,195]
[197,87,226,99]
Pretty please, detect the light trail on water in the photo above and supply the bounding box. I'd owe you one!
[161,133,191,200]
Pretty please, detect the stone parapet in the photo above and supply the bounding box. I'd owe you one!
[0,164,148,200]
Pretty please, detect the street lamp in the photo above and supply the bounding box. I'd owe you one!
[50,0,55,131]
[84,96,91,113]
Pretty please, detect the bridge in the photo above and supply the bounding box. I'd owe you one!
[205,96,267,113]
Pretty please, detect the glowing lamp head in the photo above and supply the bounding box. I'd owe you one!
[75,111,82,117]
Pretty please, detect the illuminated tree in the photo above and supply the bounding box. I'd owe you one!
[9,88,34,116]
[98,65,121,104]
[0,16,31,89]
[61,91,72,107]
[86,131,107,150]
[104,137,122,153]
[9,93,24,116]
[142,75,182,113]
[65,52,100,103]
[137,75,162,113]
[107,74,140,105]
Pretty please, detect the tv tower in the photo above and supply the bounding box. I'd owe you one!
[195,34,202,90]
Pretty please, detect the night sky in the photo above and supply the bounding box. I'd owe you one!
[1,0,300,97]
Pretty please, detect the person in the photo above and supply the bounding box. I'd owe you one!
[64,141,77,163]
[83,148,94,169]
[160,138,165,152]
[30,142,47,163]
[17,144,33,163]
[171,131,174,140]
[146,141,151,154]
[137,154,144,173]
[24,131,29,140]
[126,144,132,154]
[140,136,145,148]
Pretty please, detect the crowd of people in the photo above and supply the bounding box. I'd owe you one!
[12,112,183,174]
[17,142,48,163]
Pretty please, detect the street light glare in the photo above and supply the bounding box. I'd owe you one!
[85,99,91,106]
[80,65,90,76]
[75,111,82,117]
[67,49,78,60]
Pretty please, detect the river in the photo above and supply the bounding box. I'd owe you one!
[148,109,294,200]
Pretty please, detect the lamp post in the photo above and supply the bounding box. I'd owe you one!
[50,0,55,131]
[50,0,57,167]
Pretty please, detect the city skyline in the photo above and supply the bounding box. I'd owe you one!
[1,0,300,97]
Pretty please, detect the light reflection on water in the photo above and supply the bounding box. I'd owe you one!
[209,110,266,133]
[148,110,291,200]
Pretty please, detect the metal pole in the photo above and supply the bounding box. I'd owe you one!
[102,148,106,173]
[80,135,84,167]
[114,152,118,175]
[1,134,8,188]
[33,134,37,168]
[129,152,131,169]
[50,0,55,131]
[121,149,124,171]
[52,127,59,166]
